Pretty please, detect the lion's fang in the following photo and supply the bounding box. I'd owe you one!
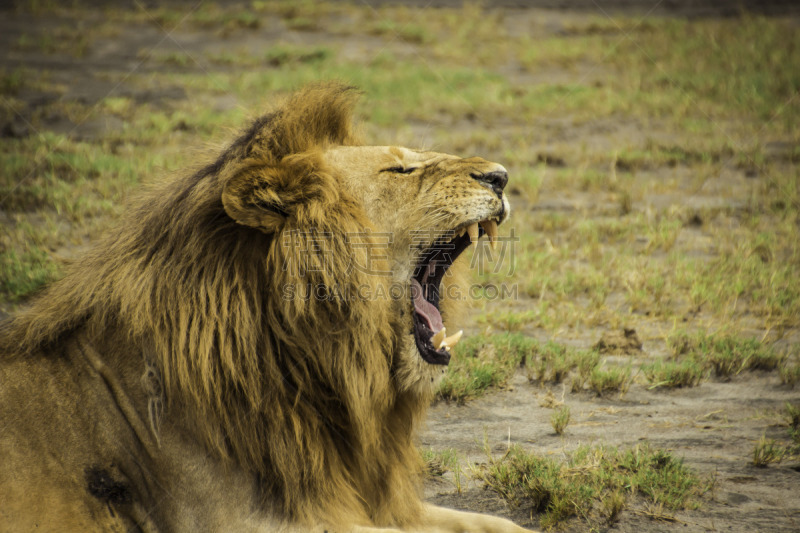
[479,219,498,250]
[442,330,463,349]
[430,328,463,351]
[431,328,447,350]
[467,222,479,247]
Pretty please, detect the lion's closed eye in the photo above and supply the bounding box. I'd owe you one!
[382,166,417,174]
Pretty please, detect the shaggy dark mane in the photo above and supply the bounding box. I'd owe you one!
[1,82,426,527]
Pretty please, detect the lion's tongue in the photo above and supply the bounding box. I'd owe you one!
[411,279,444,334]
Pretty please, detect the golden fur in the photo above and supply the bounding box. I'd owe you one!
[0,83,529,532]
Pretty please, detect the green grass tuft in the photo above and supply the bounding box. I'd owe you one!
[668,332,785,379]
[422,447,465,492]
[438,333,532,402]
[588,365,632,396]
[752,435,786,467]
[440,334,605,401]
[0,248,61,301]
[480,443,709,529]
[780,364,800,388]
[264,44,332,66]
[642,359,706,389]
[526,341,572,384]
[550,405,571,436]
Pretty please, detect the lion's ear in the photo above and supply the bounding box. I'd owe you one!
[222,155,337,234]
[222,163,288,234]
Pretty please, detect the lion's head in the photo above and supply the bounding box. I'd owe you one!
[224,141,509,397]
[2,82,509,527]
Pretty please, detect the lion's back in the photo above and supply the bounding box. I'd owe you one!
[0,347,134,532]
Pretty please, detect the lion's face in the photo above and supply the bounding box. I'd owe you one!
[218,85,510,396]
[320,145,510,393]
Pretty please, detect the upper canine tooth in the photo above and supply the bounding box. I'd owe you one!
[480,219,499,250]
[431,327,447,350]
[442,330,463,349]
[467,222,479,246]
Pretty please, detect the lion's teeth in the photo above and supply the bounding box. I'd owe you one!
[441,330,463,349]
[457,227,466,238]
[431,327,447,350]
[480,219,498,250]
[467,222,479,246]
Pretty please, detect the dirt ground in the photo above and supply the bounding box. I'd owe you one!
[424,373,800,531]
[1,1,799,532]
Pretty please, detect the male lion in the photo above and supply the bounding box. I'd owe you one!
[0,83,533,533]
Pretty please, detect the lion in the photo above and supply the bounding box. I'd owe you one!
[0,83,533,533]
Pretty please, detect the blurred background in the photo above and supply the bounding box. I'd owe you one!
[1,2,799,530]
[1,0,798,342]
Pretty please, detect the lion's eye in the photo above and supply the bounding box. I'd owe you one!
[383,166,416,174]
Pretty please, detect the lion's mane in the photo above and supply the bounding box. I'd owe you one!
[1,84,427,527]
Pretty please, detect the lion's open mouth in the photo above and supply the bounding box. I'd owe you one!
[411,218,499,365]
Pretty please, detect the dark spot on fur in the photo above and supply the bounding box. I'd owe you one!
[85,466,132,506]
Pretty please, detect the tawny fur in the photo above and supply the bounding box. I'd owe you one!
[1,83,528,532]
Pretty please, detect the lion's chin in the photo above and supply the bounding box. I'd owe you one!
[393,340,449,396]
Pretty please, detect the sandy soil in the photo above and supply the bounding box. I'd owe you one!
[1,2,798,532]
[423,372,800,531]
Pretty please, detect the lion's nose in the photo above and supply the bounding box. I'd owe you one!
[471,169,508,197]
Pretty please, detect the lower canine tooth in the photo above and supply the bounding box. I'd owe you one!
[431,328,446,350]
[442,330,463,349]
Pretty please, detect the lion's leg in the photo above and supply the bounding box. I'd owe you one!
[346,505,536,533]
[417,504,537,533]
[350,527,405,533]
